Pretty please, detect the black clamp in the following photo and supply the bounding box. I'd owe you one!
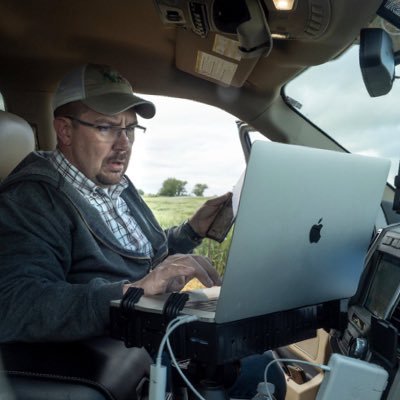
[162,292,189,323]
[121,286,144,317]
[120,286,144,348]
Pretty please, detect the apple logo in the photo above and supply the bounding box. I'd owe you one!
[309,218,323,243]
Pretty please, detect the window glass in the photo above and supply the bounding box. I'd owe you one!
[126,95,245,197]
[285,41,400,186]
[0,93,4,111]
[126,95,244,277]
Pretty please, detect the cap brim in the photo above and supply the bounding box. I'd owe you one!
[83,93,156,119]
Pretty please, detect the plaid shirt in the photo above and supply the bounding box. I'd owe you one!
[49,150,154,257]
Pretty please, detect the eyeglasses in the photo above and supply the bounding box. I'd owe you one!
[63,115,146,143]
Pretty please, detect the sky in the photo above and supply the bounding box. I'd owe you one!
[126,95,246,196]
[286,45,400,186]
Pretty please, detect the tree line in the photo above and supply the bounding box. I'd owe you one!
[157,178,208,197]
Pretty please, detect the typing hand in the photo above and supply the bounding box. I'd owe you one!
[123,254,221,296]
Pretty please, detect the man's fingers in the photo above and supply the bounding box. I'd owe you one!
[160,262,196,280]
[166,276,187,293]
[156,254,221,292]
[188,192,233,236]
[192,255,222,286]
[176,254,221,287]
[204,192,232,207]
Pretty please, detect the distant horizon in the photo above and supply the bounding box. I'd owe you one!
[142,191,222,198]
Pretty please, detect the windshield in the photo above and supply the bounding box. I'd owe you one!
[285,41,400,187]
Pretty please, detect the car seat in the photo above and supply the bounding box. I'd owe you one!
[0,110,36,181]
[1,338,152,400]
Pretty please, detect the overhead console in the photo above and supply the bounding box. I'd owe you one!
[154,0,332,86]
[335,223,400,393]
[155,0,331,42]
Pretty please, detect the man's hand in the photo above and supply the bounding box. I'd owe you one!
[123,254,222,296]
[188,192,232,237]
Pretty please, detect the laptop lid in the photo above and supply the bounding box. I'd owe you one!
[214,141,390,323]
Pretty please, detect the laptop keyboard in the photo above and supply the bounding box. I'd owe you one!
[184,298,218,311]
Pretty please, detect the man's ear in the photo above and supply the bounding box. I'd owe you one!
[54,117,73,146]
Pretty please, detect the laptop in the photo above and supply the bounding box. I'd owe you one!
[127,141,391,323]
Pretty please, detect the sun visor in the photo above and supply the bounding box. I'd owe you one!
[154,0,332,87]
[176,29,260,87]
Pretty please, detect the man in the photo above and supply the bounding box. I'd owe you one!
[0,64,286,399]
[0,64,225,342]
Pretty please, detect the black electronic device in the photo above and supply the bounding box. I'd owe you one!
[206,192,234,243]
[378,0,400,30]
[350,223,400,321]
[335,223,400,394]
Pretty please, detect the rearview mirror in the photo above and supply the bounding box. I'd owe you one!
[359,28,395,97]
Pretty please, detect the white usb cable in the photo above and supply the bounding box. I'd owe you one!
[150,314,203,400]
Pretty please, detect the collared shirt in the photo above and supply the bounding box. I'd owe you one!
[49,149,153,257]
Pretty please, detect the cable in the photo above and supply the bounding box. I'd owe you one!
[263,358,331,399]
[156,318,334,400]
[156,316,195,365]
[166,329,207,400]
[151,315,200,400]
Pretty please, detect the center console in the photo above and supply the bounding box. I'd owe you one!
[334,223,400,395]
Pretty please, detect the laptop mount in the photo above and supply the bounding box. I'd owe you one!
[110,297,343,364]
[162,292,190,322]
[110,294,344,399]
[116,286,144,348]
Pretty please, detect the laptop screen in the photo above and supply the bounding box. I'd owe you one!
[215,141,390,323]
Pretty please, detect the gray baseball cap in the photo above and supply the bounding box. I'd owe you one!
[52,64,156,118]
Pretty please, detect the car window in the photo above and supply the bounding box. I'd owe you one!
[0,93,4,111]
[126,95,245,276]
[126,95,245,197]
[284,41,400,187]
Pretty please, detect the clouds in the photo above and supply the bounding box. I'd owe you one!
[286,45,400,185]
[126,95,245,196]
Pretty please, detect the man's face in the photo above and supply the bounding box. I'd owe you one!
[58,108,137,187]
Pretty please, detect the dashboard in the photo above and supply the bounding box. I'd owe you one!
[336,223,400,393]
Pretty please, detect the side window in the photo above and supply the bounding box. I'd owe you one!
[0,93,4,111]
[126,95,245,278]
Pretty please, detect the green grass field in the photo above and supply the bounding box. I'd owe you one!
[143,196,232,276]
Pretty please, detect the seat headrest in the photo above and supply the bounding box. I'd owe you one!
[0,110,36,181]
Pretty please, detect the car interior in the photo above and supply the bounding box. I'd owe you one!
[1,1,400,399]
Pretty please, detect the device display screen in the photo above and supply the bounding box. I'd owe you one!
[365,256,400,319]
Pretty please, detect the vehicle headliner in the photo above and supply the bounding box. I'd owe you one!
[0,0,382,128]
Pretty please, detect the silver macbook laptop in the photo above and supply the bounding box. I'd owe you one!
[128,141,391,323]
